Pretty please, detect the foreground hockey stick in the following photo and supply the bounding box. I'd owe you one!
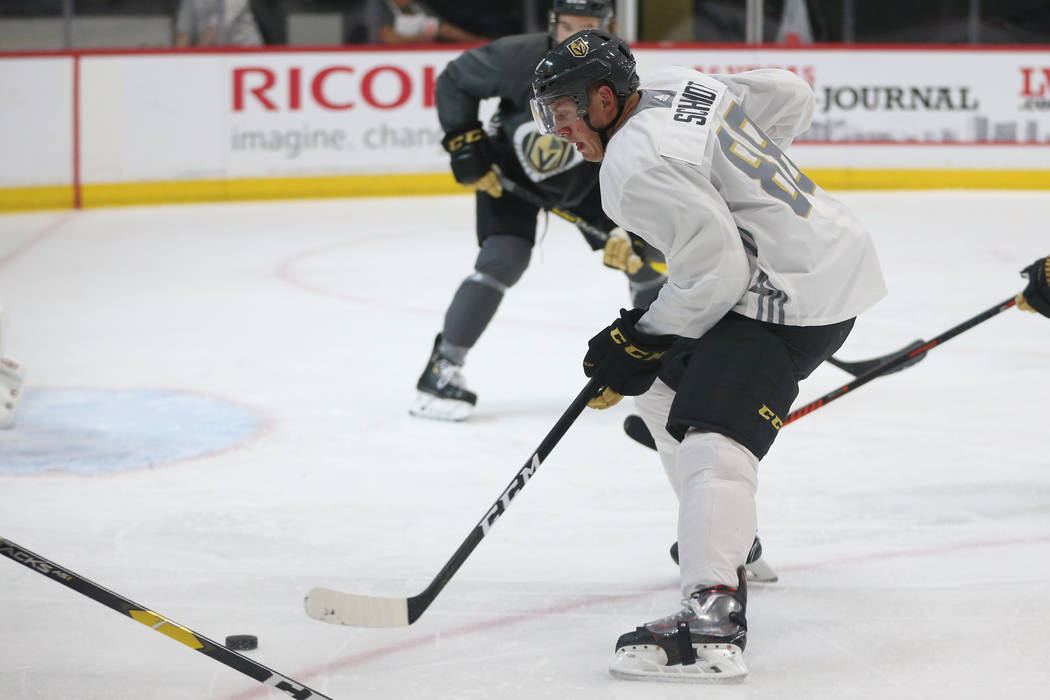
[623,297,1016,451]
[305,377,603,628]
[0,537,331,699]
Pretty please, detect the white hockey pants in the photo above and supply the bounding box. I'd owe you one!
[635,378,759,597]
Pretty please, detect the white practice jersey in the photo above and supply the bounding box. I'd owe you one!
[600,66,887,338]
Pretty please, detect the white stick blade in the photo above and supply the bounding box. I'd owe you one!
[303,587,411,628]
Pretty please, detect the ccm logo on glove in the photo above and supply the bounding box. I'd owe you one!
[444,128,484,152]
[442,122,502,198]
[608,326,666,361]
[582,308,677,408]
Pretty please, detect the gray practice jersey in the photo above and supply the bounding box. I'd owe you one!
[436,33,602,210]
[600,67,887,338]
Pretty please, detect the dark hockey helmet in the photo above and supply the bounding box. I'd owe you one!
[531,29,638,135]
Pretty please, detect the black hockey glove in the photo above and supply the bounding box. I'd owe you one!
[441,122,502,198]
[583,308,676,409]
[1017,255,1050,319]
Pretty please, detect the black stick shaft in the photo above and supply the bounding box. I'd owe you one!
[406,377,602,623]
[786,296,1016,424]
[497,173,610,247]
[0,538,331,700]
[825,338,928,377]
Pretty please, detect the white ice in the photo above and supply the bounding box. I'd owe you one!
[1,191,1048,700]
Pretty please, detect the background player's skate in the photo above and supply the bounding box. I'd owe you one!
[410,334,477,421]
[670,536,777,583]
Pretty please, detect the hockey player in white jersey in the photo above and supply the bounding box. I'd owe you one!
[531,31,887,680]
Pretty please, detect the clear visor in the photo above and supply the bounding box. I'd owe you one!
[530,95,582,136]
[530,98,559,135]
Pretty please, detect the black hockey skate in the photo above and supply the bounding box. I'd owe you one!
[610,566,749,681]
[670,535,778,583]
[410,335,477,421]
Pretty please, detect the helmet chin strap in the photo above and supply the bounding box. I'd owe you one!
[583,97,624,149]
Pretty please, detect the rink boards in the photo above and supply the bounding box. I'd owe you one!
[1,43,1049,210]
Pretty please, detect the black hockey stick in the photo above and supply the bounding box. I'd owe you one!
[784,296,1016,423]
[825,338,928,377]
[623,339,936,450]
[304,377,603,628]
[495,171,612,248]
[623,297,1016,450]
[495,171,666,274]
[0,537,331,699]
[623,414,658,450]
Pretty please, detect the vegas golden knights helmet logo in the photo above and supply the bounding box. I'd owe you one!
[568,37,589,58]
[523,132,573,174]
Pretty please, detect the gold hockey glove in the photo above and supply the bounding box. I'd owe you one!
[602,227,644,274]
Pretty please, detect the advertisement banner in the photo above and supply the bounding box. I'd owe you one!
[0,56,73,187]
[80,50,460,183]
[75,46,1050,185]
[2,44,1049,208]
[637,47,1050,145]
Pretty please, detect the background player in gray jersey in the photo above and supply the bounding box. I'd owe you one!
[410,0,665,421]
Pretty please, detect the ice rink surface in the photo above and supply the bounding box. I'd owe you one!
[1,190,1048,699]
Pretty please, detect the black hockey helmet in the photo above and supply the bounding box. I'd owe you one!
[531,29,638,136]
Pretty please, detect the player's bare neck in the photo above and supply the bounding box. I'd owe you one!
[608,92,641,139]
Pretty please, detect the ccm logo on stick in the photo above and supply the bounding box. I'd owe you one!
[480,454,540,535]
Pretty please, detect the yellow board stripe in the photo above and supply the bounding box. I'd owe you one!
[807,168,1050,190]
[1,169,1049,213]
[80,173,462,208]
[0,185,75,211]
[128,609,205,650]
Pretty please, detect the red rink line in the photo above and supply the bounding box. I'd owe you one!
[273,237,601,334]
[0,211,73,270]
[223,534,1050,699]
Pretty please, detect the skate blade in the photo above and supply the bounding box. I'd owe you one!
[745,556,778,583]
[409,392,473,422]
[609,643,747,682]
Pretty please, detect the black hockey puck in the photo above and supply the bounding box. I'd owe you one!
[225,634,258,651]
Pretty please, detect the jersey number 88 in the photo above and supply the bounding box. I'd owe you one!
[716,101,816,218]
